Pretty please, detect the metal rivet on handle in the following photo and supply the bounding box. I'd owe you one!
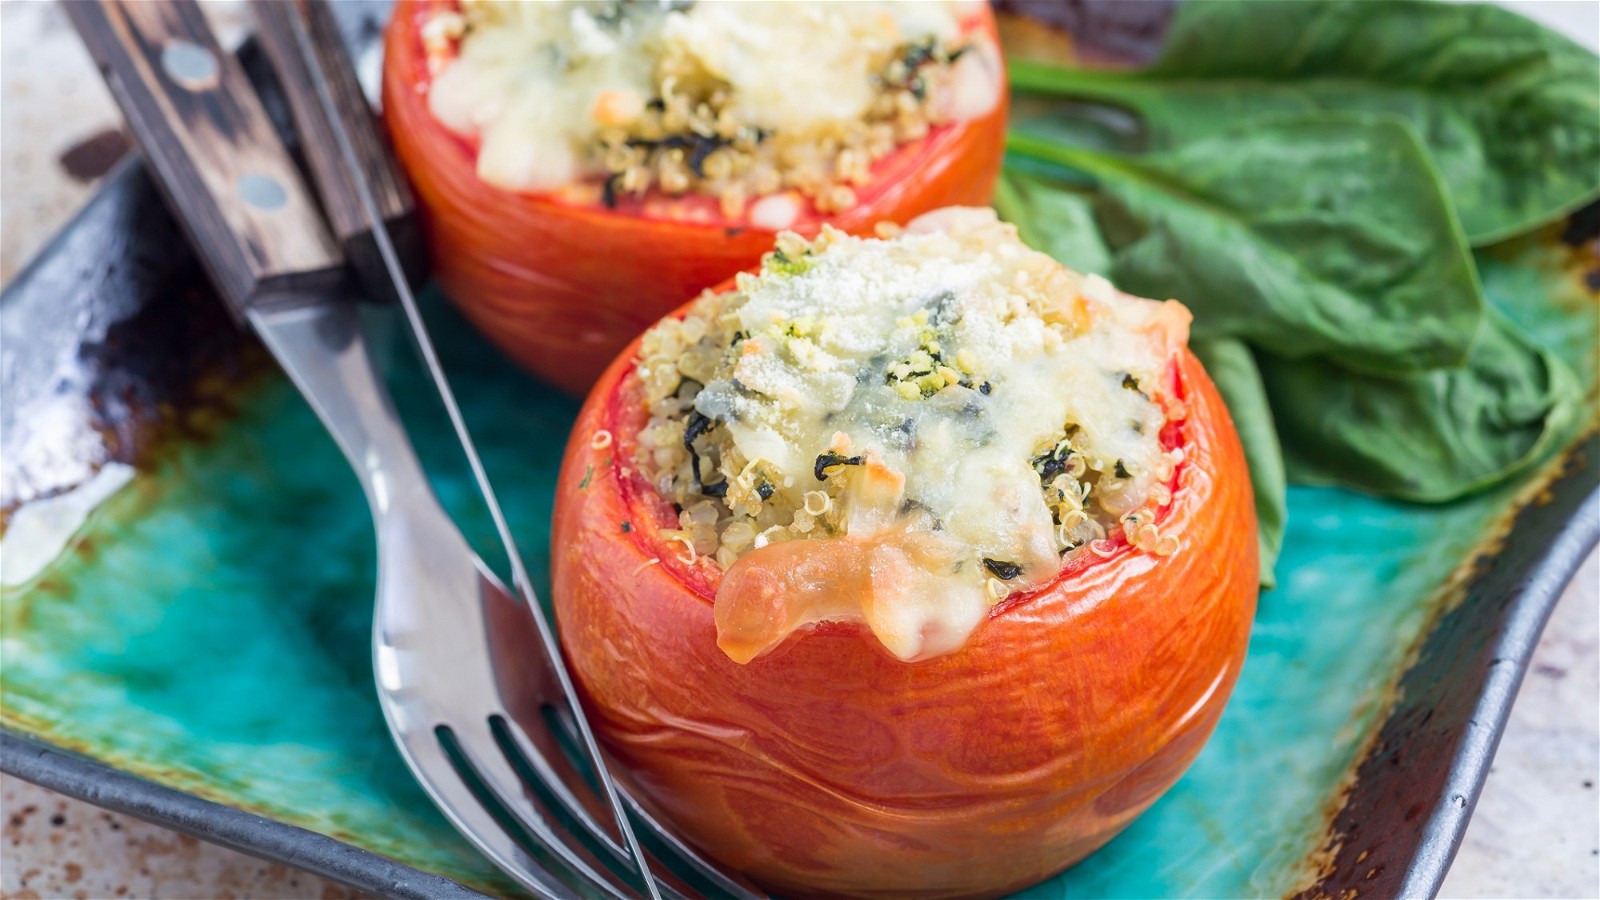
[160,40,218,91]
[238,174,288,211]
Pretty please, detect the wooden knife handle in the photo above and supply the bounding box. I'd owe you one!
[251,0,426,301]
[64,0,344,319]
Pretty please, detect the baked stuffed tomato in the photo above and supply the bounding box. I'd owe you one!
[383,0,1008,395]
[552,208,1258,898]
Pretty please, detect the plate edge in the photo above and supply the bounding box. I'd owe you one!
[0,729,495,900]
[1401,478,1600,897]
[1297,432,1600,899]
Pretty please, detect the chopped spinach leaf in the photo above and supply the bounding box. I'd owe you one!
[814,451,864,482]
[982,558,1024,581]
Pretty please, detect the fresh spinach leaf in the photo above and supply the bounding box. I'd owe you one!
[1007,94,1146,159]
[1009,0,1600,245]
[1008,114,1484,375]
[1258,308,1582,503]
[1191,337,1286,590]
[994,169,1112,275]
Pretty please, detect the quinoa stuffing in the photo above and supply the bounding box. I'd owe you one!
[423,1,1001,224]
[628,208,1193,663]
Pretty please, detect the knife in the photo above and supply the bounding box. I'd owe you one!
[62,3,669,896]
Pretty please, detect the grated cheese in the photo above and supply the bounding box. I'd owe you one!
[423,1,993,207]
[634,207,1192,661]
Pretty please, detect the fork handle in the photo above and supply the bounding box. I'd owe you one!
[250,0,426,301]
[64,0,344,320]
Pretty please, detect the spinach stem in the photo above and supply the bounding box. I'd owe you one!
[1004,132,1137,185]
[1008,60,1153,112]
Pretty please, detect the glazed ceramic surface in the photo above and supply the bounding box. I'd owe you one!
[2,6,1597,899]
[3,151,1595,897]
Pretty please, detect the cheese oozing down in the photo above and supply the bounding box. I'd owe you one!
[422,1,1000,218]
[632,208,1191,663]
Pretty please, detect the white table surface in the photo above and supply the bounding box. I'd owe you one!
[1,2,1595,897]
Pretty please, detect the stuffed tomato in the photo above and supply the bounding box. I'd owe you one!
[383,0,1008,395]
[552,208,1258,898]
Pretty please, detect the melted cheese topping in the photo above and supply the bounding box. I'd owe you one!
[423,1,994,205]
[659,4,956,131]
[427,2,659,190]
[633,208,1191,662]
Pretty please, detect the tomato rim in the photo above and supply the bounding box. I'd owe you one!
[596,337,1195,622]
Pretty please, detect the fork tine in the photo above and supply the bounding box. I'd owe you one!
[496,714,736,900]
[492,716,700,899]
[446,725,649,900]
[485,581,768,898]
[401,735,574,900]
[500,712,626,850]
[525,707,769,900]
[617,786,770,900]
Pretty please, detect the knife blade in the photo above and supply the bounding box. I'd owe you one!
[250,4,664,897]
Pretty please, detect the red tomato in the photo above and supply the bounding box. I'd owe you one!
[551,297,1259,898]
[382,0,1010,396]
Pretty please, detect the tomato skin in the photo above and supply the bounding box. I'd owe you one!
[381,1,1009,396]
[551,305,1259,899]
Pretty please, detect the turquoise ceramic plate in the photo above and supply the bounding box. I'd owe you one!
[3,12,1598,900]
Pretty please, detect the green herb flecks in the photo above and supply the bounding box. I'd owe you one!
[765,247,813,277]
[814,452,864,482]
[982,558,1024,581]
[1033,437,1077,485]
[683,409,724,497]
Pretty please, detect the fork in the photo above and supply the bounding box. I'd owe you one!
[64,2,766,896]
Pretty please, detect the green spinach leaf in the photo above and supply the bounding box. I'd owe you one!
[1258,308,1582,502]
[1007,94,1146,158]
[994,169,1112,275]
[1008,114,1484,375]
[1010,0,1600,245]
[1191,338,1287,589]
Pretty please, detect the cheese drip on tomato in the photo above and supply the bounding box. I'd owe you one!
[633,208,1191,662]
